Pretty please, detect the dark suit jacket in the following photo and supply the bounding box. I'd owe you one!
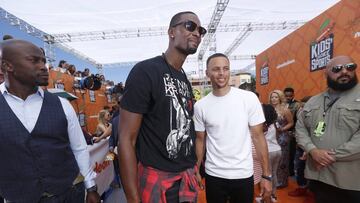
[109,114,119,149]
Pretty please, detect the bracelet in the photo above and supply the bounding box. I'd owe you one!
[86,185,98,193]
[261,175,272,182]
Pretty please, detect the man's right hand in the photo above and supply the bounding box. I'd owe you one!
[86,191,101,203]
[310,148,336,167]
[195,171,204,190]
[260,179,272,203]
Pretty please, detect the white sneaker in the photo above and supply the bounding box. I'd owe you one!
[256,195,278,203]
[255,197,264,203]
[271,195,278,202]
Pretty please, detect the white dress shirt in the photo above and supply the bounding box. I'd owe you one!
[0,83,96,188]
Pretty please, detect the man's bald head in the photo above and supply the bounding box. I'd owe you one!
[1,39,40,61]
[0,39,48,87]
[326,55,355,70]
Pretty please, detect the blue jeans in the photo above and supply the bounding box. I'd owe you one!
[294,147,307,187]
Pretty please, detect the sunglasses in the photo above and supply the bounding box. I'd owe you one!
[331,63,357,73]
[172,20,207,36]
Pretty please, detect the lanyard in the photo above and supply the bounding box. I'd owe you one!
[162,53,194,119]
[315,96,339,137]
[322,96,339,117]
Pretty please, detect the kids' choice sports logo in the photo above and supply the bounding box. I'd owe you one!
[310,19,334,72]
[312,18,335,44]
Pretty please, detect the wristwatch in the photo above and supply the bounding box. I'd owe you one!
[261,175,272,182]
[86,185,98,193]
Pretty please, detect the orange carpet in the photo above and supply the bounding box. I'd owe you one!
[197,178,308,203]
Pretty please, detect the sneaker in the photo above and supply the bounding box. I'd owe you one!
[255,197,264,203]
[256,196,276,203]
[271,195,278,202]
[288,187,307,197]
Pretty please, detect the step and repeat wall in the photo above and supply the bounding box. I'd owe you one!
[256,0,360,102]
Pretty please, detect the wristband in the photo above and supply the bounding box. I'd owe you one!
[261,175,272,182]
[87,185,98,193]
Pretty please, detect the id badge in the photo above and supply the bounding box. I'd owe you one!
[314,121,326,137]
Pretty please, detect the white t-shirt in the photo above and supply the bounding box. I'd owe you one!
[194,87,265,179]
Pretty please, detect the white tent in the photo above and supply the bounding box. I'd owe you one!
[0,0,340,74]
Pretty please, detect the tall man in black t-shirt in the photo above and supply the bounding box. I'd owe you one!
[118,11,207,203]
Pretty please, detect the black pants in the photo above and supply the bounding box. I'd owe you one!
[41,183,84,203]
[294,147,307,186]
[6,182,85,203]
[165,180,180,203]
[205,174,254,203]
[309,180,360,203]
[288,134,296,176]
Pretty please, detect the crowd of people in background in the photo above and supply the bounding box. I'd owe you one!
[1,9,360,203]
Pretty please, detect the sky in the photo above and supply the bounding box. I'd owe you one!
[0,20,131,83]
[0,0,340,84]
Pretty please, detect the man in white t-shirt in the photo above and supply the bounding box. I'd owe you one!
[194,53,272,203]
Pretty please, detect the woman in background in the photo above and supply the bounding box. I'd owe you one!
[269,90,294,188]
[93,110,112,143]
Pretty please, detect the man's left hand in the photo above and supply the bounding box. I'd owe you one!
[260,179,272,203]
[195,171,204,190]
[86,191,101,203]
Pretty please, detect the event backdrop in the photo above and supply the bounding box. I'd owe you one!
[256,0,360,102]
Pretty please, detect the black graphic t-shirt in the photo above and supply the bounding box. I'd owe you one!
[121,55,196,172]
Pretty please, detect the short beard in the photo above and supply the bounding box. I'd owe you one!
[327,74,358,91]
[186,47,197,55]
[36,80,49,87]
[177,46,198,56]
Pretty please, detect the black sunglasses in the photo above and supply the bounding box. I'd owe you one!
[331,63,357,73]
[172,20,207,36]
